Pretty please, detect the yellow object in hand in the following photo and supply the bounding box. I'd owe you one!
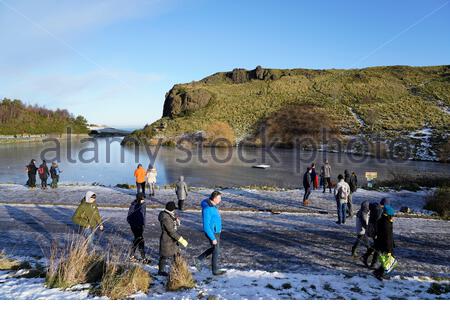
[178,236,188,247]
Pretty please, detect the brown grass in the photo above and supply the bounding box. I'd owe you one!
[205,121,236,147]
[100,263,151,300]
[45,234,105,289]
[424,188,450,219]
[0,252,27,270]
[166,255,196,291]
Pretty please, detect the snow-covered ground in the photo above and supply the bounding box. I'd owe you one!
[0,184,448,300]
[0,183,432,214]
[1,265,449,300]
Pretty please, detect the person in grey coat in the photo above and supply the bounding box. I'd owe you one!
[175,176,189,211]
[158,201,188,276]
[322,160,332,193]
[351,201,370,257]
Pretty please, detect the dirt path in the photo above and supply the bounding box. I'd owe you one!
[0,203,448,278]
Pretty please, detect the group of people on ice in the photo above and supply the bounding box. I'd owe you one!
[71,186,225,277]
[25,159,62,189]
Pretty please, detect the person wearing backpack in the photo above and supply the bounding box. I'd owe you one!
[334,174,350,224]
[25,159,38,188]
[373,200,397,280]
[302,167,313,206]
[127,193,149,263]
[361,199,386,268]
[38,160,50,190]
[158,201,188,276]
[50,161,62,188]
[351,201,370,257]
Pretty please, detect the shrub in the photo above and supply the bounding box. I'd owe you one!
[45,235,105,289]
[375,173,450,191]
[166,255,196,291]
[424,188,450,218]
[100,263,151,300]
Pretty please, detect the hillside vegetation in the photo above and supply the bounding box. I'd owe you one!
[123,65,450,159]
[0,98,89,135]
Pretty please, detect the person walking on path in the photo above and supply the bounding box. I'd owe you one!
[334,174,350,225]
[372,201,397,280]
[302,167,312,206]
[175,176,189,211]
[146,165,158,197]
[311,163,319,190]
[158,201,188,276]
[38,160,49,190]
[50,161,62,188]
[72,191,104,247]
[127,192,149,263]
[26,159,38,188]
[134,164,147,196]
[351,201,370,257]
[195,191,226,276]
[322,160,332,193]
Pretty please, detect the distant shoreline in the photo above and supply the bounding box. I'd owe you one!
[0,134,90,145]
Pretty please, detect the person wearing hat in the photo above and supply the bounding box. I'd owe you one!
[72,191,104,246]
[195,191,226,276]
[127,192,149,263]
[373,198,397,280]
[158,201,188,276]
[50,161,62,189]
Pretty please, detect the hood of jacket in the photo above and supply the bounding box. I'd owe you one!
[201,198,215,209]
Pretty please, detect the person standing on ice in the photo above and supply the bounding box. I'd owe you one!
[334,174,350,225]
[195,191,226,276]
[25,159,38,188]
[72,191,104,247]
[134,164,147,196]
[50,161,62,188]
[38,160,49,190]
[302,167,312,206]
[127,192,149,263]
[322,160,332,193]
[158,201,188,276]
[311,163,319,190]
[351,201,370,257]
[146,164,158,197]
[175,176,189,211]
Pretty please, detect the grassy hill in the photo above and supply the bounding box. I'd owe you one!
[0,98,89,135]
[123,65,450,160]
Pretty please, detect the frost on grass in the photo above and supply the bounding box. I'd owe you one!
[167,255,196,291]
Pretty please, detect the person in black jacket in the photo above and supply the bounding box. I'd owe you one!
[127,193,149,263]
[302,167,312,206]
[361,201,383,268]
[26,159,38,188]
[373,204,396,280]
[158,201,188,276]
[344,170,358,217]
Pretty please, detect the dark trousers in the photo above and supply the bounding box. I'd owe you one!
[51,176,59,188]
[130,225,146,258]
[158,255,174,274]
[323,177,332,193]
[198,233,220,273]
[363,241,379,267]
[178,199,185,211]
[352,234,369,254]
[28,174,36,188]
[136,182,146,195]
[40,178,47,189]
[303,187,311,202]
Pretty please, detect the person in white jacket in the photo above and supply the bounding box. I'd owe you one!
[334,174,350,225]
[146,165,157,197]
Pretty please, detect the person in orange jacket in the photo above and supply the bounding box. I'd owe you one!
[134,164,147,196]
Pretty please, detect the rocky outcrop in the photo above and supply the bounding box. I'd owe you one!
[162,87,212,118]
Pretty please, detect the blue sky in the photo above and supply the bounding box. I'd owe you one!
[0,0,449,128]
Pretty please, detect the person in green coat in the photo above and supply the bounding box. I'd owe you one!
[72,191,104,246]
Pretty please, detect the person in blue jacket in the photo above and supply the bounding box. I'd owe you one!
[195,190,226,276]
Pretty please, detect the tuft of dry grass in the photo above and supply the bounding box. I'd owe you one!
[424,188,450,219]
[0,251,29,270]
[45,234,105,289]
[100,263,151,300]
[166,255,196,291]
